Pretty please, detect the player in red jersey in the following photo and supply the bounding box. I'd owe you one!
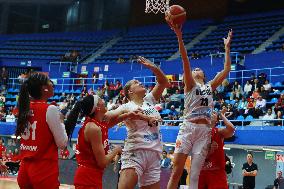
[16,73,68,189]
[65,94,149,189]
[198,109,235,189]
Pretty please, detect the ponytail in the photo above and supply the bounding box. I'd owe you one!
[65,101,82,139]
[65,95,95,141]
[16,82,30,136]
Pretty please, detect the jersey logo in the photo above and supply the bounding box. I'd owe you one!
[195,88,212,96]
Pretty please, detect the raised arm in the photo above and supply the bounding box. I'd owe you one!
[136,56,169,101]
[210,29,233,91]
[85,123,122,169]
[218,108,235,138]
[173,27,195,93]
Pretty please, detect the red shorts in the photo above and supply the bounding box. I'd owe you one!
[198,169,228,189]
[74,165,103,189]
[17,159,60,189]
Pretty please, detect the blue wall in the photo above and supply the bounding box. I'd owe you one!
[1,122,284,146]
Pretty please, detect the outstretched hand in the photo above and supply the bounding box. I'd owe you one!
[224,29,233,49]
[137,56,157,69]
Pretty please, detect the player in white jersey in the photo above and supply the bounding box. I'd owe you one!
[167,26,233,189]
[106,56,168,189]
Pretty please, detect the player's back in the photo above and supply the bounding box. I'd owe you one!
[20,100,58,161]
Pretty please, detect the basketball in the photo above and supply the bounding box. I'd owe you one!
[165,5,187,28]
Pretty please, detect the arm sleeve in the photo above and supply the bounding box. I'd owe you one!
[46,105,68,149]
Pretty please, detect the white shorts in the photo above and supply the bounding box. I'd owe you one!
[174,121,211,156]
[120,149,161,187]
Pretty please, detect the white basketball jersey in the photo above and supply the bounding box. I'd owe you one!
[114,92,162,153]
[184,83,213,123]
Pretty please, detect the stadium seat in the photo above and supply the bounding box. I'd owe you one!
[237,115,245,120]
[245,115,254,121]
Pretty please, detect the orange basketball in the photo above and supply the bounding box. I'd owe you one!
[165,5,187,28]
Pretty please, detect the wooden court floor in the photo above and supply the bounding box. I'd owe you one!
[0,177,75,189]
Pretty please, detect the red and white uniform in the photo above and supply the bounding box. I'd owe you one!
[198,127,228,189]
[74,117,109,189]
[17,100,67,189]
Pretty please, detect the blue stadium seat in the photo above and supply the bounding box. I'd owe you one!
[237,115,245,120]
[270,98,278,103]
[274,82,282,87]
[245,115,254,121]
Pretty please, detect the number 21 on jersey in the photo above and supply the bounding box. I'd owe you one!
[21,121,37,141]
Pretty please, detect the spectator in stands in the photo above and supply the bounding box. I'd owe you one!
[92,72,99,84]
[0,139,6,160]
[11,106,18,117]
[257,73,267,85]
[109,81,115,99]
[242,153,258,189]
[160,151,172,168]
[59,99,68,111]
[0,67,8,87]
[259,86,268,100]
[168,89,183,109]
[0,98,4,108]
[274,94,284,114]
[0,107,6,122]
[225,104,234,120]
[275,111,283,126]
[81,86,87,96]
[251,88,260,100]
[223,79,232,94]
[167,79,179,95]
[169,105,179,117]
[262,108,275,126]
[115,80,123,96]
[5,111,16,122]
[263,80,272,92]
[254,96,266,118]
[59,92,66,102]
[274,171,284,189]
[246,97,255,116]
[216,82,225,99]
[249,73,256,85]
[244,80,253,98]
[230,81,242,100]
[252,79,261,92]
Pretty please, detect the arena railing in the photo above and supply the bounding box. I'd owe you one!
[134,66,284,87]
[161,119,284,127]
[228,66,284,85]
[7,77,124,91]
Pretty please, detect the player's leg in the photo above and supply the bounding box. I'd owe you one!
[118,168,139,189]
[167,153,188,189]
[140,151,161,189]
[189,125,211,189]
[167,123,193,189]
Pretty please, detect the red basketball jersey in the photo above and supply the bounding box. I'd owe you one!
[202,127,225,170]
[76,117,109,170]
[20,100,58,161]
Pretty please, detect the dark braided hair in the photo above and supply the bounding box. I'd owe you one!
[16,73,50,136]
[65,95,95,139]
